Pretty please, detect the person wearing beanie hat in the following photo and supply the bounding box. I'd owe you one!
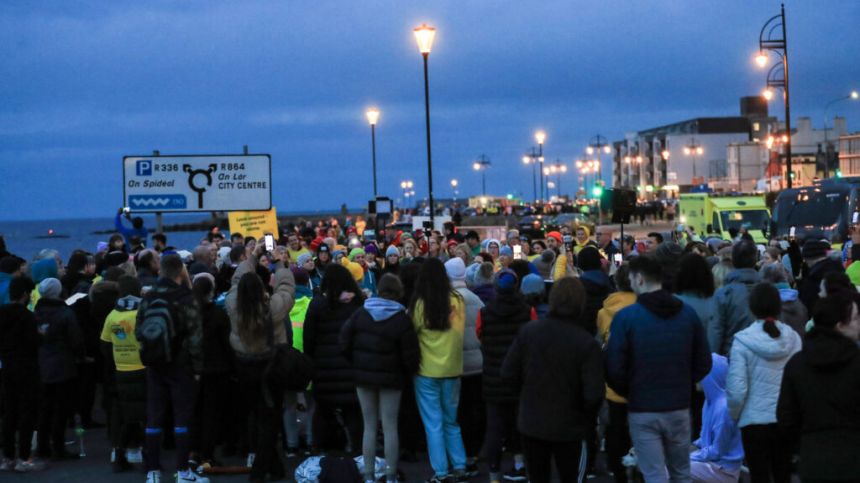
[545,231,563,249]
[34,276,84,460]
[346,260,365,284]
[347,248,377,296]
[477,269,533,481]
[296,252,314,269]
[498,246,514,271]
[533,249,556,281]
[445,257,486,469]
[520,273,549,319]
[383,245,401,277]
[797,238,843,315]
[578,247,611,339]
[471,262,497,304]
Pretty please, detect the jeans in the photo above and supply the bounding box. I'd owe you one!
[1,372,38,461]
[144,364,195,473]
[521,434,586,483]
[356,386,402,480]
[283,390,314,449]
[740,424,792,483]
[414,375,467,477]
[37,379,76,455]
[237,360,284,481]
[606,401,631,483]
[628,409,692,483]
[483,402,521,473]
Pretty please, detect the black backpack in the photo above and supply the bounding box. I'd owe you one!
[136,296,178,366]
[318,456,362,483]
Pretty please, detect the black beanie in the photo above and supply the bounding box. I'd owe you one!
[577,246,603,272]
[801,240,830,260]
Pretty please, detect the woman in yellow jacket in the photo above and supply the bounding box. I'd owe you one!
[596,263,636,483]
[410,258,468,483]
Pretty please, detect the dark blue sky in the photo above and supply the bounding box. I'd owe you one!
[2,0,859,220]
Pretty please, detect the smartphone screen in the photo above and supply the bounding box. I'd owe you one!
[264,234,275,252]
[613,253,622,266]
[789,226,796,238]
[513,245,522,260]
[853,212,859,224]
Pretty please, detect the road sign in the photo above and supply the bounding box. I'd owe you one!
[123,154,272,212]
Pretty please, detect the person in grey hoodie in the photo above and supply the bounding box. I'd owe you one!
[760,264,807,338]
[726,283,800,483]
[445,257,485,474]
[709,240,760,356]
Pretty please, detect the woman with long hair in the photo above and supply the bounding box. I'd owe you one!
[410,258,468,483]
[225,244,295,483]
[303,263,365,454]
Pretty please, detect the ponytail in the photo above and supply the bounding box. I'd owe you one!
[762,317,781,339]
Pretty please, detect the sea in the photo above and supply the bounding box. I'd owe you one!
[0,214,226,262]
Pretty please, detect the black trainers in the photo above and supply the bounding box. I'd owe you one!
[503,467,528,481]
[464,461,480,477]
[424,475,453,483]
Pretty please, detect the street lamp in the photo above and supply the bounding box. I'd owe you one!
[755,4,793,187]
[450,178,459,201]
[400,180,415,208]
[365,107,380,197]
[414,23,437,225]
[822,90,860,177]
[544,159,568,196]
[586,134,612,183]
[535,131,546,201]
[473,154,491,196]
[683,137,704,183]
[522,147,542,203]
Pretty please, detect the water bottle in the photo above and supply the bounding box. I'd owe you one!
[74,414,86,458]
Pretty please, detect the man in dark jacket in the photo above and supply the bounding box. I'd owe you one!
[577,247,611,337]
[606,255,711,483]
[135,254,206,483]
[777,293,860,481]
[502,277,604,483]
[34,278,84,460]
[797,239,845,314]
[0,276,44,472]
[478,270,534,482]
[708,240,760,355]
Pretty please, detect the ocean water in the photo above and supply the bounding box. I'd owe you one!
[0,215,218,262]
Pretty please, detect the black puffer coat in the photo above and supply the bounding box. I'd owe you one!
[304,296,362,405]
[35,297,84,384]
[339,302,420,390]
[479,293,532,403]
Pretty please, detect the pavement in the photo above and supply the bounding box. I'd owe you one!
[5,425,618,482]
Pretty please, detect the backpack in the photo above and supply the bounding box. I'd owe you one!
[137,297,178,366]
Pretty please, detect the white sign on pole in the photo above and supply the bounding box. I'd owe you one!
[123,154,272,212]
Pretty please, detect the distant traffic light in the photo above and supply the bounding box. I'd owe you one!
[592,185,603,197]
[836,169,843,178]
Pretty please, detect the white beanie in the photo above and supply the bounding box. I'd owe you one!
[444,257,466,281]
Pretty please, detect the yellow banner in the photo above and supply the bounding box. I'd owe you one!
[228,207,279,240]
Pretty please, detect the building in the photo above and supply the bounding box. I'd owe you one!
[839,132,860,176]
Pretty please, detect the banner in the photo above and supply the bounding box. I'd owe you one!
[228,207,279,240]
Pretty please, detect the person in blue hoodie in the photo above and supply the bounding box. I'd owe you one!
[690,353,744,483]
[115,208,148,248]
[606,255,712,483]
[339,274,420,483]
[0,256,25,305]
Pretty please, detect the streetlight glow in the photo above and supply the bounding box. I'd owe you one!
[522,156,530,164]
[684,147,691,155]
[762,88,774,101]
[586,146,594,155]
[852,91,859,100]
[535,131,546,145]
[661,149,670,160]
[413,24,436,54]
[473,162,481,171]
[365,108,380,126]
[696,146,704,155]
[755,51,768,68]
[450,179,458,187]
[603,146,611,154]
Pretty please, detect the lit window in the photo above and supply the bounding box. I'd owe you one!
[753,122,760,131]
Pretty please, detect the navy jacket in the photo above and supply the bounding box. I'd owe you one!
[606,289,712,413]
[35,298,84,384]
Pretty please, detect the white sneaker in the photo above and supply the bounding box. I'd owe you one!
[127,447,143,464]
[14,459,46,472]
[176,470,210,483]
[146,470,162,483]
[246,453,255,468]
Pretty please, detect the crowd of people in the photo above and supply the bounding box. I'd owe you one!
[0,210,859,483]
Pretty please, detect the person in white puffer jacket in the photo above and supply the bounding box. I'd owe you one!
[726,283,801,483]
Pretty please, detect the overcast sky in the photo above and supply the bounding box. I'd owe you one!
[1,0,859,220]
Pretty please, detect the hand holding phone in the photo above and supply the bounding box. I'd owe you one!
[613,253,623,266]
[513,245,522,260]
[264,234,275,252]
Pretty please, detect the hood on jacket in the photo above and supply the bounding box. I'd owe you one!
[724,267,760,286]
[603,291,637,315]
[734,320,800,361]
[115,295,141,311]
[803,327,860,369]
[778,288,799,302]
[31,258,59,283]
[364,297,405,322]
[580,269,611,288]
[638,289,684,319]
[702,353,728,401]
[295,284,313,299]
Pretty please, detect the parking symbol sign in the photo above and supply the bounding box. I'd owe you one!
[136,160,152,176]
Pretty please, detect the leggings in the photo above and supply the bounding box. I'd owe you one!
[356,387,401,480]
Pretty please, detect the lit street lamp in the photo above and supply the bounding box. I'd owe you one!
[755,4,793,187]
[586,134,612,182]
[683,138,704,183]
[535,130,546,201]
[365,107,380,197]
[450,178,459,200]
[823,90,859,178]
[543,159,568,196]
[473,154,491,196]
[414,23,437,225]
[400,180,415,208]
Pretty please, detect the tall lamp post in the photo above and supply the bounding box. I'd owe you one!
[543,159,568,197]
[755,4,793,188]
[535,131,546,201]
[522,146,541,203]
[683,138,704,184]
[586,134,612,182]
[365,107,380,197]
[473,154,491,196]
[450,179,459,201]
[414,24,437,226]
[400,180,415,210]
[823,90,859,177]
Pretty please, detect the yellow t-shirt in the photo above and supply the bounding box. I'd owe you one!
[412,295,465,378]
[100,307,145,372]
